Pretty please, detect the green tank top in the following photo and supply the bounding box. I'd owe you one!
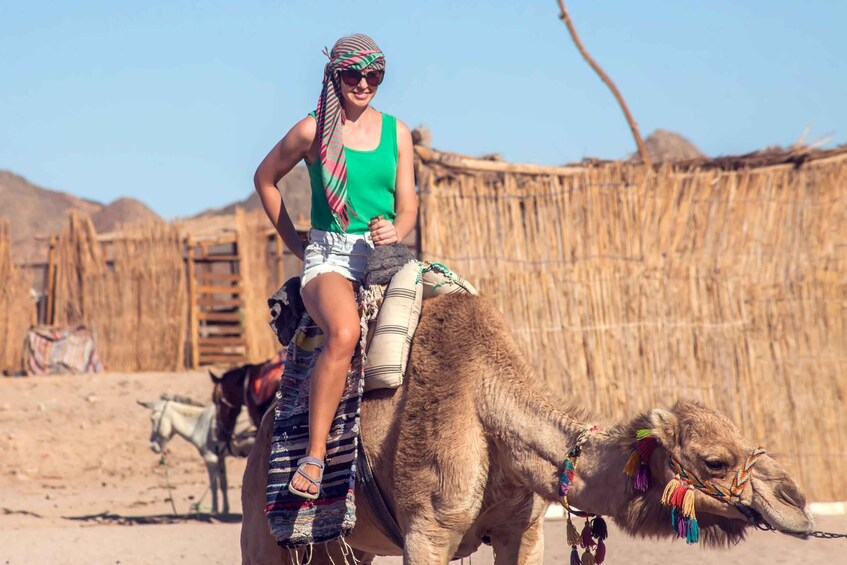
[306,111,398,234]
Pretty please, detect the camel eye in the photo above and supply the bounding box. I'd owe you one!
[705,459,727,472]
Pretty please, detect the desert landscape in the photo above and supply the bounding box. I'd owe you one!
[1,370,844,565]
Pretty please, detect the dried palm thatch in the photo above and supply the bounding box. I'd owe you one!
[416,148,847,502]
[236,208,283,362]
[52,211,186,371]
[0,222,32,373]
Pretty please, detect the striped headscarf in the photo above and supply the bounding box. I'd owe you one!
[315,34,385,229]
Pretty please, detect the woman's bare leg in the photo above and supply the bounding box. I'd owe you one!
[291,272,360,495]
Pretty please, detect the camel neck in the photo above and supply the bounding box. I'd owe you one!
[481,379,591,500]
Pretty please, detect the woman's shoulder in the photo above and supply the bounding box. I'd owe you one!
[290,114,318,143]
[379,111,410,137]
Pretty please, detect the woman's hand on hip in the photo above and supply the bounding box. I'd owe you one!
[369,219,398,246]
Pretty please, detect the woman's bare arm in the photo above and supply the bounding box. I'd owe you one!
[254,116,316,259]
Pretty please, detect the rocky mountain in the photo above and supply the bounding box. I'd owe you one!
[196,166,312,223]
[0,171,161,262]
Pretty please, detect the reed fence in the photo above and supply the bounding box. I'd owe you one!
[0,223,33,373]
[52,211,187,371]
[236,208,286,363]
[416,150,847,502]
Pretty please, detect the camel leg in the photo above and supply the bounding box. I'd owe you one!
[403,523,463,565]
[489,517,544,565]
[205,457,220,515]
[218,456,230,515]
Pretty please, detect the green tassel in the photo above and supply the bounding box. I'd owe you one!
[635,428,654,440]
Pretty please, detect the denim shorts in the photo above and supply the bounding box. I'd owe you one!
[300,229,375,289]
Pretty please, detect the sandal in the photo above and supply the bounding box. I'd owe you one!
[288,456,325,500]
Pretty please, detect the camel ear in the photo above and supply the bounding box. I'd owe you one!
[137,400,155,410]
[649,408,679,447]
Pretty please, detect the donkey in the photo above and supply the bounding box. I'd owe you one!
[137,395,252,515]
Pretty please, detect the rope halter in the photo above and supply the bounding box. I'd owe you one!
[668,446,767,503]
[625,427,767,543]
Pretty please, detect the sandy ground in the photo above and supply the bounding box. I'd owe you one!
[1,371,845,565]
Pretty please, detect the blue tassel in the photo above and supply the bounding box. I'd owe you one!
[570,546,580,565]
[686,518,700,544]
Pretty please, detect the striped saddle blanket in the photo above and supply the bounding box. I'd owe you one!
[265,311,365,547]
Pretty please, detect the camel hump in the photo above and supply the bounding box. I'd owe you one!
[418,292,510,338]
[411,293,521,383]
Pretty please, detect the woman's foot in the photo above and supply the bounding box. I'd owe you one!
[288,456,325,500]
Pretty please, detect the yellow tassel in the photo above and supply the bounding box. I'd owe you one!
[624,451,640,476]
[567,518,580,546]
[682,488,697,519]
[661,478,680,506]
[581,549,596,565]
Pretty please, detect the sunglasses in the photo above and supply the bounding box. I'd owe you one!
[339,69,385,87]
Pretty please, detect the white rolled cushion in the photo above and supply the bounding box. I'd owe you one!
[364,261,422,391]
[421,261,478,299]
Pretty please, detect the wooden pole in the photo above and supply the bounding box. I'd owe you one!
[185,236,199,369]
[555,1,651,167]
[274,234,284,286]
[45,235,57,326]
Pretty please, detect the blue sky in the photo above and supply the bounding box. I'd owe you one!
[1,1,845,218]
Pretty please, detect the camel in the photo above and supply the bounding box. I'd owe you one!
[241,293,814,564]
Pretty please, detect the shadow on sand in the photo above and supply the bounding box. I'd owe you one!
[63,511,243,525]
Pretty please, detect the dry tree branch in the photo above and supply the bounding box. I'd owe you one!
[555,1,651,167]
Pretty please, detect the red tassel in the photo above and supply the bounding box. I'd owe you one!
[595,540,606,564]
[670,484,688,508]
[580,523,596,548]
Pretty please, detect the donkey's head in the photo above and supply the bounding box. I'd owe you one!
[137,398,174,454]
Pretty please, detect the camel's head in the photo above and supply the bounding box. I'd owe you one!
[622,399,814,545]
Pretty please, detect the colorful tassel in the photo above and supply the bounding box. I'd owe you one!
[624,451,640,476]
[590,517,608,540]
[570,547,580,565]
[581,549,596,565]
[675,513,687,538]
[560,473,570,497]
[634,463,650,491]
[594,540,606,564]
[635,428,653,440]
[682,489,697,520]
[670,484,688,508]
[661,478,680,505]
[636,435,658,459]
[686,518,700,544]
[566,518,580,547]
[580,523,596,548]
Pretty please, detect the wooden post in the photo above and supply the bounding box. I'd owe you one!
[274,234,284,286]
[186,236,199,369]
[45,235,57,326]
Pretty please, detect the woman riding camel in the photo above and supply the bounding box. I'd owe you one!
[254,34,416,499]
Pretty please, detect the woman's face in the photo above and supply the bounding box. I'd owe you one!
[338,68,383,111]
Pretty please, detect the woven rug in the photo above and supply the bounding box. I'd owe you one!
[265,311,365,547]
